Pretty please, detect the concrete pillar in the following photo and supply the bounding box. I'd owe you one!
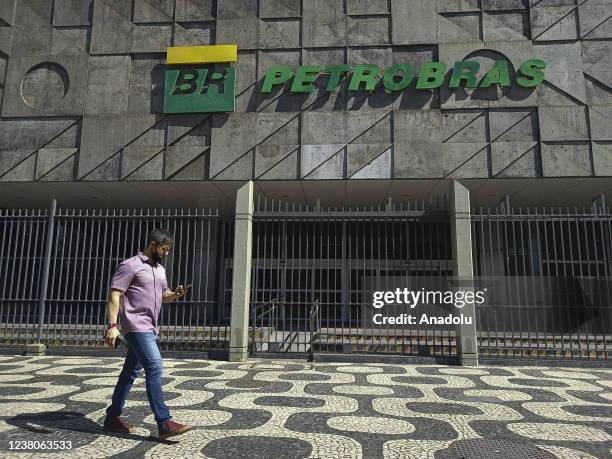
[450,180,478,366]
[228,181,254,361]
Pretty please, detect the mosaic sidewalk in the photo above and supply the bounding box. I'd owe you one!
[0,355,611,458]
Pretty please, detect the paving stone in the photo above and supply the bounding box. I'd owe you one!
[438,438,556,459]
[203,436,312,458]
[0,351,609,459]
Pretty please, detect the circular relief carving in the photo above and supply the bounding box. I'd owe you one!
[21,62,69,109]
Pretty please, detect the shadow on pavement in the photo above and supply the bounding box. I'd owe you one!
[5,411,179,445]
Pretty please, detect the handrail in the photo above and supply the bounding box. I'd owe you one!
[251,295,284,318]
[250,295,284,355]
[309,299,321,361]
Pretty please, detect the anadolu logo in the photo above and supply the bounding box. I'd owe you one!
[164,44,237,114]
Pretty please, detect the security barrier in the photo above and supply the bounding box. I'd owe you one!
[1,197,610,361]
[0,204,233,351]
[472,206,612,359]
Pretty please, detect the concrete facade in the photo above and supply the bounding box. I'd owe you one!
[0,0,610,183]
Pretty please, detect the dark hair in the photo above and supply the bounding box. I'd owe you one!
[147,228,174,246]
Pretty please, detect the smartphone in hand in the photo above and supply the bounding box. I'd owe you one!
[176,283,192,298]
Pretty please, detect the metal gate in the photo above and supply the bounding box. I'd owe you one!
[472,206,612,359]
[249,197,454,357]
[0,204,234,351]
[4,199,610,360]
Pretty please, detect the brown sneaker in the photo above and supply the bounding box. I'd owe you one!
[158,420,190,440]
[103,416,133,434]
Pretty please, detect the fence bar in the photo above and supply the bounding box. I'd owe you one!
[30,199,57,354]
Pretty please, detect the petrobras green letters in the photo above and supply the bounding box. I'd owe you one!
[261,59,546,93]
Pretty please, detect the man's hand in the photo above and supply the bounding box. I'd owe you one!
[105,327,120,348]
[174,285,188,298]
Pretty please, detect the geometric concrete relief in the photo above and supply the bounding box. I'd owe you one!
[0,0,610,182]
[21,63,69,109]
[0,118,79,181]
[2,55,87,117]
[578,1,612,40]
[0,18,11,57]
[593,142,612,176]
[541,143,592,177]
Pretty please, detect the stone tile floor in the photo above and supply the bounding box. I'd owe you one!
[0,355,610,458]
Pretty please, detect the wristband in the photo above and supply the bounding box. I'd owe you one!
[107,323,119,330]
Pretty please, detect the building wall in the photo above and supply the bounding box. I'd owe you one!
[0,0,610,183]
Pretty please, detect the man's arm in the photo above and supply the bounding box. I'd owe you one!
[162,285,188,303]
[105,289,123,347]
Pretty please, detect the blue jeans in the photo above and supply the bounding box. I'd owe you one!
[105,332,171,428]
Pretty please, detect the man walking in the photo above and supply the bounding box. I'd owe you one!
[103,228,190,440]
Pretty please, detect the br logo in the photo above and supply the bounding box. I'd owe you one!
[164,45,237,113]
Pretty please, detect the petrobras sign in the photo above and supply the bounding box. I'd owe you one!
[262,59,546,93]
[164,45,237,113]
[164,45,546,114]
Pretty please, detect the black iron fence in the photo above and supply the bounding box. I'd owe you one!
[0,208,49,349]
[249,197,455,358]
[0,204,233,351]
[472,206,612,359]
[2,199,611,361]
